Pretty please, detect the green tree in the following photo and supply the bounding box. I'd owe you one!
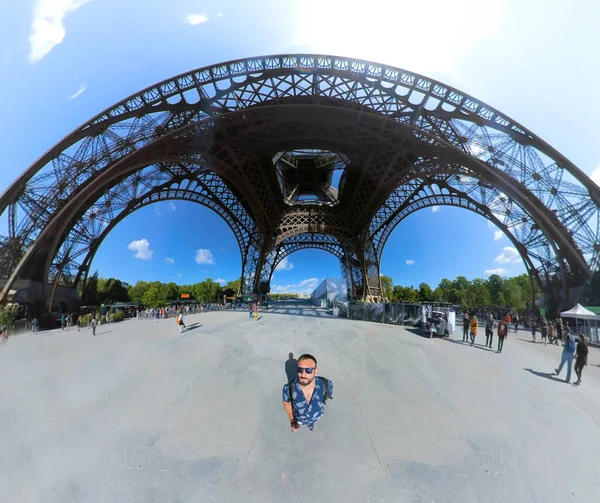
[418,282,433,302]
[486,274,504,305]
[141,283,164,307]
[98,278,130,304]
[81,270,99,306]
[380,275,394,300]
[163,282,180,302]
[432,287,445,302]
[128,281,151,303]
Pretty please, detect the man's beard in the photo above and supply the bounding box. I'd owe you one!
[299,376,314,386]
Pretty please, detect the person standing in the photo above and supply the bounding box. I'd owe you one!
[531,318,537,343]
[573,335,588,386]
[61,314,66,330]
[469,314,478,346]
[547,320,555,344]
[462,311,470,343]
[540,320,547,345]
[1,323,8,342]
[497,318,508,353]
[91,317,97,336]
[282,354,333,432]
[556,320,563,346]
[485,314,494,348]
[513,315,519,333]
[555,333,576,383]
[248,302,253,320]
[253,304,259,321]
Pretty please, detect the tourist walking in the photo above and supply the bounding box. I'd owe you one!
[177,311,185,333]
[462,311,469,342]
[531,318,537,343]
[547,320,555,344]
[497,318,508,353]
[555,333,576,383]
[1,323,8,342]
[540,320,547,345]
[253,304,259,321]
[513,315,519,332]
[485,313,494,348]
[282,353,333,432]
[248,303,253,319]
[469,314,478,346]
[574,335,588,386]
[91,317,97,336]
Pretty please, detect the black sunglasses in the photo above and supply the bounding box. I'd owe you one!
[297,367,314,374]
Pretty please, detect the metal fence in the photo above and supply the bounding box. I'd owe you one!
[333,301,424,326]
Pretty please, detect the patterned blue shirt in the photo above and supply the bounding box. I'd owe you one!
[282,377,333,425]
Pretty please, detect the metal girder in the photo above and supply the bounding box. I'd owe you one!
[1,54,598,306]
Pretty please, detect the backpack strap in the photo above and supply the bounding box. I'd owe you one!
[319,376,332,405]
[288,380,297,423]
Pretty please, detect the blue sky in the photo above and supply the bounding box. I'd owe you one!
[1,0,599,294]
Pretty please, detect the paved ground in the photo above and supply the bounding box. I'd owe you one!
[1,302,600,503]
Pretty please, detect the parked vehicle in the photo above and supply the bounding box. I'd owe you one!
[426,310,450,338]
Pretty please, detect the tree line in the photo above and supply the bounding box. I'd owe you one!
[380,273,538,312]
[81,272,241,308]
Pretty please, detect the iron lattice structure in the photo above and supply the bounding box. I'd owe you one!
[1,54,599,305]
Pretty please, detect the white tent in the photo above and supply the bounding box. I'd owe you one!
[560,304,600,343]
[560,304,598,319]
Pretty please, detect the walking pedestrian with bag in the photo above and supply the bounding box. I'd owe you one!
[462,311,469,343]
[485,313,494,348]
[574,335,588,386]
[469,314,478,346]
[496,318,508,353]
[555,333,576,383]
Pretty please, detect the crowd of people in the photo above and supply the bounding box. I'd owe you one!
[460,311,589,386]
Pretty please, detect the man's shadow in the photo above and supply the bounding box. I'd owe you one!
[524,368,567,383]
[285,352,298,382]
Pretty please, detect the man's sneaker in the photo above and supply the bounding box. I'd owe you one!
[554,368,559,375]
[307,424,314,431]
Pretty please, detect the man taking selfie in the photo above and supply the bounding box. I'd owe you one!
[282,353,333,432]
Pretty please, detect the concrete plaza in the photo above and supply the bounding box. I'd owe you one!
[1,302,599,502]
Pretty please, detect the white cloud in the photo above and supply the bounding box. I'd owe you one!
[406,259,415,265]
[275,257,294,271]
[195,249,215,265]
[591,165,600,186]
[431,206,439,213]
[484,268,507,277]
[29,0,91,63]
[185,14,208,25]
[217,12,223,17]
[167,202,176,212]
[177,273,183,278]
[215,278,226,286]
[271,277,320,294]
[494,247,519,264]
[164,257,174,265]
[292,0,506,76]
[68,83,86,99]
[128,239,153,260]
[493,230,504,241]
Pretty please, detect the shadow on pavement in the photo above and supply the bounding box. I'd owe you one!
[95,330,113,335]
[524,368,567,383]
[285,353,298,382]
[184,325,202,333]
[442,338,496,352]
[403,327,435,340]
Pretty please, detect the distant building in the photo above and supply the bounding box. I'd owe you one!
[311,278,347,308]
